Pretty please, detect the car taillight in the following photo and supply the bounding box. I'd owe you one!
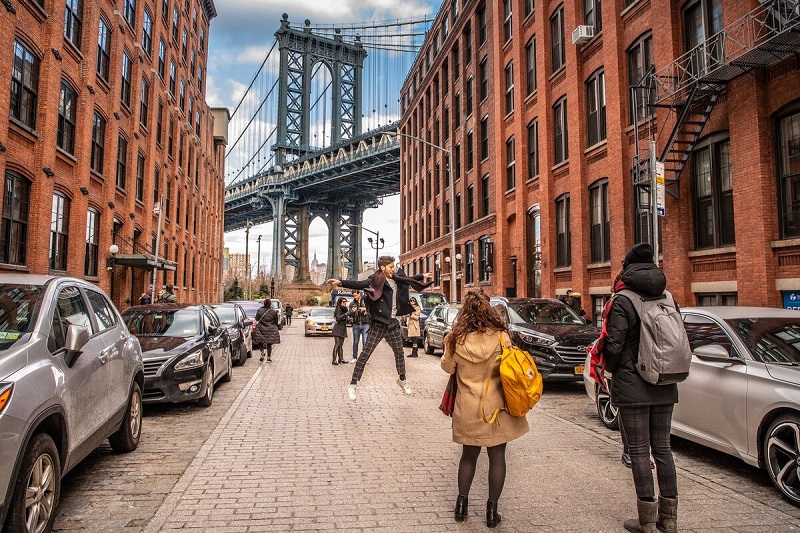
[0,383,12,414]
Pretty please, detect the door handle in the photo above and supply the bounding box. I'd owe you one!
[99,348,110,364]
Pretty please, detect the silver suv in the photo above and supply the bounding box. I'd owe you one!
[0,275,144,532]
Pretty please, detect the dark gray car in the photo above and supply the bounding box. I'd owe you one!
[210,303,253,366]
[0,275,144,532]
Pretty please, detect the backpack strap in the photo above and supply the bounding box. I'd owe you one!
[481,333,505,424]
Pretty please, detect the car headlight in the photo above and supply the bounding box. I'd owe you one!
[0,383,12,414]
[307,320,316,326]
[174,351,204,371]
[517,332,556,347]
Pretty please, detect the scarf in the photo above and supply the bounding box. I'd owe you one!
[365,269,434,301]
[587,279,626,392]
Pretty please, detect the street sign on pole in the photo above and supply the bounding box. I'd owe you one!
[655,161,666,217]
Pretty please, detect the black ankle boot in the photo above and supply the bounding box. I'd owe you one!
[486,500,501,528]
[454,495,468,522]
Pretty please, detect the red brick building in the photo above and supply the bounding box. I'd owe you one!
[0,0,228,310]
[398,0,800,322]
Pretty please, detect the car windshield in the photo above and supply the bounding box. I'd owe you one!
[419,293,447,311]
[727,318,800,364]
[310,308,334,318]
[0,283,43,352]
[237,303,261,318]
[506,301,585,325]
[123,308,201,337]
[211,306,236,325]
[446,308,460,324]
[271,301,281,310]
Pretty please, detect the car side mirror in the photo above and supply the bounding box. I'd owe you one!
[693,344,730,362]
[64,324,90,368]
[243,319,253,327]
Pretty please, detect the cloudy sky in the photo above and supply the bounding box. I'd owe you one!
[207,0,437,275]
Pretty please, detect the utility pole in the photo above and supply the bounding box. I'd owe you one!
[244,220,253,300]
[256,235,262,279]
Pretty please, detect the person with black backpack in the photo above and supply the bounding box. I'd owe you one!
[603,243,684,533]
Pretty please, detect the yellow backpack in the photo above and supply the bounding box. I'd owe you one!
[482,334,544,423]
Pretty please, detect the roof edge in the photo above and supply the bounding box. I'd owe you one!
[201,0,217,20]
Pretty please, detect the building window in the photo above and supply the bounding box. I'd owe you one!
[628,32,654,124]
[586,69,606,146]
[465,77,473,115]
[592,295,610,327]
[182,28,188,61]
[481,174,490,217]
[124,0,136,27]
[156,99,164,146]
[158,39,166,80]
[550,5,565,72]
[166,179,172,220]
[467,185,475,224]
[162,0,169,22]
[169,61,176,96]
[525,0,533,18]
[504,62,514,115]
[455,194,462,229]
[176,189,181,225]
[57,81,77,155]
[556,193,571,267]
[779,109,800,238]
[116,135,128,190]
[200,27,205,52]
[454,144,461,181]
[453,92,461,130]
[464,24,472,64]
[465,241,475,283]
[585,0,602,33]
[168,117,174,157]
[465,131,474,171]
[695,293,738,306]
[97,18,111,81]
[478,236,492,282]
[85,208,100,277]
[479,57,488,101]
[478,4,487,45]
[136,153,145,201]
[142,9,153,56]
[91,112,106,175]
[11,40,40,129]
[121,51,132,108]
[1,173,30,266]
[50,193,70,271]
[589,179,611,263]
[528,118,539,179]
[179,79,186,111]
[525,38,536,96]
[553,97,568,164]
[172,5,180,42]
[480,116,489,161]
[684,0,723,74]
[140,78,150,128]
[503,0,513,42]
[154,167,161,205]
[64,0,83,49]
[452,45,460,80]
[692,138,734,248]
[506,137,516,190]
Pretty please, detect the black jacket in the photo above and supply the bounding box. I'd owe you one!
[338,269,422,325]
[333,305,348,337]
[603,263,679,407]
[253,308,281,345]
[348,298,370,325]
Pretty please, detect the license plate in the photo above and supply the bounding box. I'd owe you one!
[321,326,329,331]
[574,365,585,375]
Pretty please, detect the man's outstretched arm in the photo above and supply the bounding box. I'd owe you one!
[325,278,372,290]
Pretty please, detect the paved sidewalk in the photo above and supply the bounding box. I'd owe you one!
[142,323,800,532]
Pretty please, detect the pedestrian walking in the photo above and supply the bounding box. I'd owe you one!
[285,304,293,326]
[440,289,529,528]
[348,290,369,363]
[326,255,433,401]
[254,297,281,363]
[603,243,679,533]
[157,284,178,303]
[332,297,348,365]
[406,299,422,357]
[559,288,586,317]
[139,287,152,305]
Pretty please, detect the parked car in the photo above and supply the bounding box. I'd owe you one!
[0,275,144,532]
[210,303,253,366]
[423,303,462,354]
[122,304,232,407]
[401,291,448,344]
[583,306,800,506]
[490,297,601,381]
[270,299,287,326]
[305,307,336,337]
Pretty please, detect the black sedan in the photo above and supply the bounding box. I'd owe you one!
[423,303,462,354]
[490,297,601,381]
[210,303,253,366]
[122,304,232,407]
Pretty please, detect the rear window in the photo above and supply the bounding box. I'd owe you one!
[419,293,447,311]
[0,283,42,351]
[507,300,584,325]
[212,306,236,325]
[123,308,201,337]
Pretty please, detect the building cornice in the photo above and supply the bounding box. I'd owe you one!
[201,0,217,20]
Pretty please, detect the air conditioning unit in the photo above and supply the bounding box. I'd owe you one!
[572,25,594,45]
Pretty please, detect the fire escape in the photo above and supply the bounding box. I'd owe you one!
[631,0,800,234]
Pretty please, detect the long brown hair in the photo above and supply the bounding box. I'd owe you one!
[445,289,507,353]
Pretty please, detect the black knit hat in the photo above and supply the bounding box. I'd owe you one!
[623,243,654,269]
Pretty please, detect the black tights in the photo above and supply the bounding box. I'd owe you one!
[458,443,507,502]
[260,344,272,357]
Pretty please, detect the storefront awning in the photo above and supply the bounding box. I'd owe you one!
[110,253,177,271]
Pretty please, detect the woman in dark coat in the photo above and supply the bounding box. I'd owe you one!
[332,297,348,365]
[254,298,281,362]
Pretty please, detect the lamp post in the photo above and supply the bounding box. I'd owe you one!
[256,235,262,280]
[347,223,383,268]
[390,131,457,302]
[244,220,253,300]
[109,244,119,303]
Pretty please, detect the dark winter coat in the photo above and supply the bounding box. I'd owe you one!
[253,307,281,346]
[338,269,426,325]
[602,262,679,407]
[333,305,348,338]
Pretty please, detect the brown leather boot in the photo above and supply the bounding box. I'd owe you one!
[624,499,658,533]
[657,496,678,533]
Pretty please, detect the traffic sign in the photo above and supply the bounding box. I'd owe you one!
[655,161,665,217]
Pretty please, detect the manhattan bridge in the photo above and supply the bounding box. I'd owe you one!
[223,14,432,282]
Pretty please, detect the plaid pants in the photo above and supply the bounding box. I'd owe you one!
[619,405,678,500]
[350,319,405,384]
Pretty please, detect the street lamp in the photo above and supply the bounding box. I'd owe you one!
[244,220,253,300]
[389,131,457,303]
[347,223,383,267]
[256,235,262,279]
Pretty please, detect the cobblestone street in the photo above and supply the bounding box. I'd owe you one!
[54,322,800,532]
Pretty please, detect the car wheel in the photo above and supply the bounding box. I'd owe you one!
[595,386,619,430]
[764,414,800,505]
[6,432,61,533]
[424,334,435,355]
[221,348,233,383]
[109,381,143,452]
[236,344,247,366]
[197,361,214,407]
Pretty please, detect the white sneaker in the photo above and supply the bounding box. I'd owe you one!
[349,359,357,364]
[348,385,357,401]
[396,378,412,396]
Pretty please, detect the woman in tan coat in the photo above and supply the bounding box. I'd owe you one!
[441,289,529,528]
[406,299,421,357]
